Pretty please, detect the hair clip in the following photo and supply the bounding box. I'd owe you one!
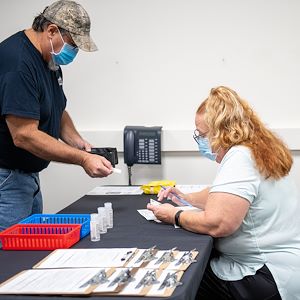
[79,269,108,288]
[175,248,197,266]
[108,268,134,287]
[158,271,183,290]
[135,270,159,289]
[135,245,157,264]
[155,247,177,265]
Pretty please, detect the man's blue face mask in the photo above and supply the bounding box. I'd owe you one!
[50,30,79,65]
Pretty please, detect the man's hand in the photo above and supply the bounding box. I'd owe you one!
[147,203,179,224]
[81,152,113,178]
[75,138,92,151]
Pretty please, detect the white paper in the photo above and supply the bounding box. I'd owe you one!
[139,198,201,227]
[149,198,161,206]
[112,168,122,174]
[87,186,143,195]
[137,199,162,222]
[175,184,208,193]
[137,209,159,221]
[35,248,137,269]
[0,268,104,294]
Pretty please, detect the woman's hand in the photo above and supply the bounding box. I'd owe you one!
[147,203,179,224]
[157,186,190,206]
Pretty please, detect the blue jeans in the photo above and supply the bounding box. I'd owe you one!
[0,168,43,232]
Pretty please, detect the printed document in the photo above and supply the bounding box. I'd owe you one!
[35,248,137,269]
[87,186,143,195]
[0,268,105,295]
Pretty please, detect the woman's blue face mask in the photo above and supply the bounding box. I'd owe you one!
[196,136,217,161]
[50,30,79,65]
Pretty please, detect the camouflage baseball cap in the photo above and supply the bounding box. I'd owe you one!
[43,0,97,52]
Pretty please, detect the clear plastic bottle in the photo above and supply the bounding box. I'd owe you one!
[90,213,100,242]
[104,202,113,229]
[97,207,107,234]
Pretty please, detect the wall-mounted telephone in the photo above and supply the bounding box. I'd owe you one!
[124,126,162,167]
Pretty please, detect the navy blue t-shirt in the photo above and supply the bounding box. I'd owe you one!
[0,31,67,172]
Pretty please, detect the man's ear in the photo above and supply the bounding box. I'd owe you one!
[46,24,58,39]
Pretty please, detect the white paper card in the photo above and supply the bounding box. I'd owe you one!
[137,209,159,221]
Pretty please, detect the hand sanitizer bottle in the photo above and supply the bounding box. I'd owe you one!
[90,213,100,241]
[104,202,113,229]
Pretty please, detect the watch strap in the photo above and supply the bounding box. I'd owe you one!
[174,210,184,227]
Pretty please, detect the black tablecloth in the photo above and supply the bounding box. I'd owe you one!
[0,194,213,300]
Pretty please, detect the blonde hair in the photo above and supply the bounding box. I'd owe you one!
[196,86,292,180]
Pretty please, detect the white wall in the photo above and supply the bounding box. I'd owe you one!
[1,0,300,213]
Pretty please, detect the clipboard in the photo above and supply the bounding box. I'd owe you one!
[0,268,115,295]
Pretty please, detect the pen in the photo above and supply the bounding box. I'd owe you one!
[160,186,192,207]
[121,250,133,261]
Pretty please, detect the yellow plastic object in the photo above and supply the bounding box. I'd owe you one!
[141,180,176,195]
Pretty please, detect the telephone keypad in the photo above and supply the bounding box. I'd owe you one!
[137,138,160,163]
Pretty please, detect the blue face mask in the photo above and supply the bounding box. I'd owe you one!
[50,31,79,65]
[197,136,217,161]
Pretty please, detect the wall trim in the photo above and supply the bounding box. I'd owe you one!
[80,128,300,152]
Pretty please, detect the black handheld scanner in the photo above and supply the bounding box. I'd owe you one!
[90,147,118,167]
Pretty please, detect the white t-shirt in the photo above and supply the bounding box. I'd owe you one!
[209,146,300,300]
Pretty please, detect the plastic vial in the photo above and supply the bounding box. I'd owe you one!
[97,207,107,234]
[104,202,113,229]
[90,213,100,242]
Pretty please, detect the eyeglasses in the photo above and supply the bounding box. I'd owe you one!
[193,129,208,144]
[65,33,78,49]
[59,28,78,49]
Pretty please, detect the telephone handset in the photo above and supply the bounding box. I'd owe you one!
[124,126,162,167]
[124,129,135,167]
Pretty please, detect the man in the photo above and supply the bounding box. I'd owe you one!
[0,0,112,232]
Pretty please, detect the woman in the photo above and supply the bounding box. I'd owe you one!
[147,86,300,300]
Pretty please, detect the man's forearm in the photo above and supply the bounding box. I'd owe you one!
[60,111,83,148]
[18,127,88,166]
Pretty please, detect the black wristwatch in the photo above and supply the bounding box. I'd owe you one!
[174,210,184,227]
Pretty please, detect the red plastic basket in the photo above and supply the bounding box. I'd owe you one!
[0,224,81,250]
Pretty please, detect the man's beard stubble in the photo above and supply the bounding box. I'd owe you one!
[48,57,59,71]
